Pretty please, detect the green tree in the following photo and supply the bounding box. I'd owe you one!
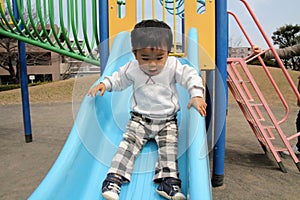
[271,24,300,70]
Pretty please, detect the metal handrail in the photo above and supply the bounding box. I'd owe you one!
[227,5,294,125]
[239,0,300,102]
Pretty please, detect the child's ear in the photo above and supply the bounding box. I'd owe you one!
[132,50,137,58]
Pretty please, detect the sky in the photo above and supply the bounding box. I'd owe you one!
[227,0,300,48]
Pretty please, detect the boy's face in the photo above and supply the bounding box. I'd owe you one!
[133,47,168,76]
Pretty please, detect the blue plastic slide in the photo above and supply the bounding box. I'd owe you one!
[29,29,212,200]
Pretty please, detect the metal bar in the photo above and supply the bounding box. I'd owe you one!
[152,0,155,19]
[36,0,53,44]
[59,0,73,51]
[26,0,43,41]
[67,0,75,49]
[92,0,100,49]
[6,0,23,34]
[173,0,176,53]
[81,0,94,58]
[229,61,255,101]
[48,0,65,48]
[212,0,228,187]
[13,0,32,143]
[75,0,87,51]
[69,0,85,55]
[162,0,166,21]
[16,0,34,38]
[99,0,109,72]
[287,132,300,141]
[142,0,145,19]
[0,2,14,31]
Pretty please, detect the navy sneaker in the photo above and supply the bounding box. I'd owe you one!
[102,173,123,200]
[156,177,186,200]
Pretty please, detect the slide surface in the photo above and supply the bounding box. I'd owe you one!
[29,29,212,200]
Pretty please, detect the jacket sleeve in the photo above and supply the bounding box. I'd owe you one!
[265,44,300,60]
[175,61,205,98]
[101,62,133,92]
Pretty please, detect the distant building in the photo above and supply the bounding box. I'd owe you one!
[60,56,100,79]
[0,42,61,84]
[228,47,252,58]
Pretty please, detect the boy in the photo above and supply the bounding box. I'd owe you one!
[88,19,207,200]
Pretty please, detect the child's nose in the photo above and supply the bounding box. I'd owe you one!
[149,60,156,67]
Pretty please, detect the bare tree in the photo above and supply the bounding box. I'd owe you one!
[0,3,54,83]
[0,37,20,83]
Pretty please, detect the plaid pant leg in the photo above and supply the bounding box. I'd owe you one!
[108,119,147,182]
[153,121,179,182]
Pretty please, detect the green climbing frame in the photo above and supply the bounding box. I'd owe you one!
[0,0,100,66]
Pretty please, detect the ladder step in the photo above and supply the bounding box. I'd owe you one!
[238,80,250,83]
[263,125,275,129]
[263,126,276,139]
[249,102,265,121]
[236,99,260,105]
[274,147,287,152]
[249,103,263,106]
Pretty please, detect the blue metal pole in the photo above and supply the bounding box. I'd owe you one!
[212,0,228,187]
[99,0,109,73]
[181,14,185,52]
[13,0,32,143]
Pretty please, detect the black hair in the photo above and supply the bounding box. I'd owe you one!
[131,19,173,52]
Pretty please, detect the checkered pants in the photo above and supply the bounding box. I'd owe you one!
[108,112,179,182]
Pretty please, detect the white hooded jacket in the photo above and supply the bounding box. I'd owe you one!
[101,57,205,119]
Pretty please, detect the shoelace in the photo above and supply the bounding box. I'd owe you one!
[108,182,121,194]
[172,185,181,192]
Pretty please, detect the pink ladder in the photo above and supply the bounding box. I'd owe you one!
[227,58,300,172]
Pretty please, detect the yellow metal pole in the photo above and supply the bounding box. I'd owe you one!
[152,0,155,19]
[162,0,166,21]
[185,0,215,69]
[142,0,145,20]
[0,0,4,11]
[173,0,177,54]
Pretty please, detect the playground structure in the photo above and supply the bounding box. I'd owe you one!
[0,0,225,199]
[0,0,299,199]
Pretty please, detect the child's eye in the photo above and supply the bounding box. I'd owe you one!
[142,58,149,61]
[156,57,163,60]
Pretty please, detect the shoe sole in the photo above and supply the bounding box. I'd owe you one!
[102,191,119,200]
[156,189,186,200]
[282,150,300,156]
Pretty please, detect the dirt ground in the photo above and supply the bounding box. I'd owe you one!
[0,72,300,199]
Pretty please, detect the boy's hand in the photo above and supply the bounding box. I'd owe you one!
[252,45,261,54]
[187,96,207,116]
[88,83,106,97]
